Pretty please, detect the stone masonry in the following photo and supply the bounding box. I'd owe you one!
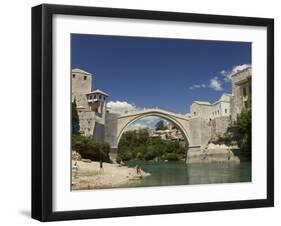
[72,68,109,141]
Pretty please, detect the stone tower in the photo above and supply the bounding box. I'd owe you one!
[72,68,92,111]
[230,66,252,121]
[71,68,109,141]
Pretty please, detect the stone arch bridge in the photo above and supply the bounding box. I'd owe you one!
[105,108,211,153]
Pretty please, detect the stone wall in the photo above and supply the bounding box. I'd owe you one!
[190,103,213,120]
[72,71,92,95]
[104,112,118,150]
[200,119,212,146]
[188,117,212,147]
[188,116,231,153]
[78,111,96,137]
[72,70,92,111]
[230,67,252,121]
[186,148,240,164]
[93,122,105,143]
[210,116,231,137]
[73,93,90,111]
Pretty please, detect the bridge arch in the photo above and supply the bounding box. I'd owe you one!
[116,110,191,149]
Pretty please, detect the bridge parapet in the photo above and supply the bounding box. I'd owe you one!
[117,108,190,121]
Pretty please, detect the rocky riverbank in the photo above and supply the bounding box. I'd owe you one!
[186,143,244,164]
[71,160,151,190]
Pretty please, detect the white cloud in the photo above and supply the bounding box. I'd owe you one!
[189,64,251,92]
[189,84,206,90]
[189,76,223,91]
[107,101,138,114]
[139,116,160,126]
[209,77,223,91]
[220,70,228,76]
[220,64,251,82]
[231,64,251,74]
[126,116,169,130]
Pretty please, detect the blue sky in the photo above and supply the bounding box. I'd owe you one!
[71,34,251,116]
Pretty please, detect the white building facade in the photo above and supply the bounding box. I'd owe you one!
[211,93,232,119]
[190,93,232,121]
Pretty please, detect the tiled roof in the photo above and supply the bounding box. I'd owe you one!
[87,89,109,97]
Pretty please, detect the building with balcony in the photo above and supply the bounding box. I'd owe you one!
[72,68,109,141]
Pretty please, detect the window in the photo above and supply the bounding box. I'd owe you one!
[89,96,92,99]
[84,76,87,80]
[194,112,196,116]
[94,95,96,99]
[72,74,75,78]
[225,109,227,113]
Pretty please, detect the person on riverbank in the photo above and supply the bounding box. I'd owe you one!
[136,165,143,178]
[99,159,104,172]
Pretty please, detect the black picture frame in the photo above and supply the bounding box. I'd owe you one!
[32,4,274,222]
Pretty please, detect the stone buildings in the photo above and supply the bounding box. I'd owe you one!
[190,101,213,120]
[72,65,252,151]
[212,93,232,118]
[151,129,185,141]
[190,93,232,121]
[72,68,109,141]
[189,65,252,137]
[230,66,252,121]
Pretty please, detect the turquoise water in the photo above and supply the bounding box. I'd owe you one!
[124,161,251,188]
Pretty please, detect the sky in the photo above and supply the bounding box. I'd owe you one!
[72,34,251,129]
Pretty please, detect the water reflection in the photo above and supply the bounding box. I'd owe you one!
[124,161,251,188]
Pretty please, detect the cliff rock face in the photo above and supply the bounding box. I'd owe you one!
[186,143,240,164]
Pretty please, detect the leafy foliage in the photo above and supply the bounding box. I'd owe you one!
[118,129,185,162]
[209,109,251,155]
[72,134,110,162]
[72,99,80,134]
[209,132,234,146]
[236,109,251,153]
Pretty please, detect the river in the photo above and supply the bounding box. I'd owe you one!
[124,161,251,188]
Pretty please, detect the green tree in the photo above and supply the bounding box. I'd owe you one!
[72,99,80,134]
[72,135,110,162]
[207,108,251,162]
[236,109,251,153]
[117,129,185,162]
[138,129,149,144]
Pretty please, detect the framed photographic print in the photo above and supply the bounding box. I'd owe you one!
[32,4,274,221]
